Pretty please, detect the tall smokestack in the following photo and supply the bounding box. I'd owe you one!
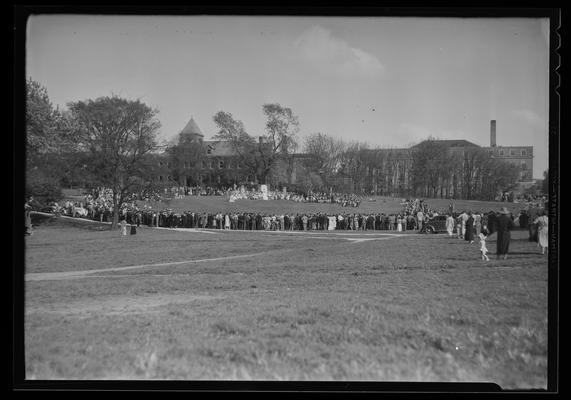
[490,120,496,147]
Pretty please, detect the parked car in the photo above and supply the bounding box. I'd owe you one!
[420,215,448,233]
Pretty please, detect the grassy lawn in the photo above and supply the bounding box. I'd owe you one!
[23,198,549,388]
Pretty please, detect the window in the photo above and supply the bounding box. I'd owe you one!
[219,160,225,169]
[521,149,527,156]
[208,161,213,169]
[159,161,163,167]
[521,162,527,170]
[499,150,505,156]
[510,150,516,156]
[207,147,213,155]
[159,175,163,181]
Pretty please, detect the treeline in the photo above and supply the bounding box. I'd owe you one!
[164,109,524,200]
[25,78,164,228]
[25,77,528,217]
[295,134,522,201]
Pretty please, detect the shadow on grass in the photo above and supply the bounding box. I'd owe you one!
[505,251,544,256]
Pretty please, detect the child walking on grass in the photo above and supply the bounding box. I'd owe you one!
[478,226,489,261]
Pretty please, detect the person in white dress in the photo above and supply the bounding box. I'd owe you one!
[446,214,455,237]
[478,227,489,261]
[533,210,548,255]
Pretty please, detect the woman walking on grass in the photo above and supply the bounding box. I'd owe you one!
[533,209,548,255]
[495,207,515,260]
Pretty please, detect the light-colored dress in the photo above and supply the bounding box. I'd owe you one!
[446,216,455,236]
[534,215,548,249]
[478,233,488,255]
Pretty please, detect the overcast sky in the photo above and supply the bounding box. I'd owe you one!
[26,15,550,179]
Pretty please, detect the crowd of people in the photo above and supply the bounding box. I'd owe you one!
[443,206,549,260]
[108,208,435,232]
[228,188,362,207]
[26,184,549,259]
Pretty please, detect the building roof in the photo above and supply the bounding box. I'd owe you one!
[412,139,480,148]
[180,117,204,137]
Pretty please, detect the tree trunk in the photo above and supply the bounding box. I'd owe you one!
[112,191,119,229]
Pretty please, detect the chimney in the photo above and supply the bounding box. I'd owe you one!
[490,120,496,147]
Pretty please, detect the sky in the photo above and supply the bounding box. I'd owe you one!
[26,14,550,179]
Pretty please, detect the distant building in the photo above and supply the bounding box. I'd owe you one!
[158,117,533,195]
[156,117,251,186]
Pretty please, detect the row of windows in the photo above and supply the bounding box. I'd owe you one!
[489,149,529,157]
[201,160,242,170]
[158,174,253,183]
[159,160,242,169]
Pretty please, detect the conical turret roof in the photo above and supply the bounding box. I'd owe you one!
[180,117,204,137]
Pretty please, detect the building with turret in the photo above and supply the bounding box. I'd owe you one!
[157,117,534,196]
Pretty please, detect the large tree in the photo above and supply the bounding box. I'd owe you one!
[213,103,300,185]
[411,139,456,198]
[25,78,79,206]
[26,78,69,160]
[259,103,299,184]
[212,111,260,182]
[68,96,161,228]
[303,132,346,179]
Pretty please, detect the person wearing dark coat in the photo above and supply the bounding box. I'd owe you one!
[527,207,540,242]
[496,207,516,260]
[465,212,475,243]
[487,211,497,235]
[518,210,529,229]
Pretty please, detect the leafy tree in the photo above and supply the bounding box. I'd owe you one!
[256,104,300,184]
[213,104,300,185]
[410,138,451,198]
[25,78,78,204]
[212,111,260,182]
[26,78,62,159]
[67,96,161,228]
[303,133,346,178]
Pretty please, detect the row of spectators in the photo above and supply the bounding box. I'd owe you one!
[118,209,433,231]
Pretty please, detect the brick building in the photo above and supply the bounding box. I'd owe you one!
[159,117,533,195]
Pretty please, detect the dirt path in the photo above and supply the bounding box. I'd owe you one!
[25,251,273,282]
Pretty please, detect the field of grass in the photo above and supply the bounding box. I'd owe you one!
[23,200,549,389]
